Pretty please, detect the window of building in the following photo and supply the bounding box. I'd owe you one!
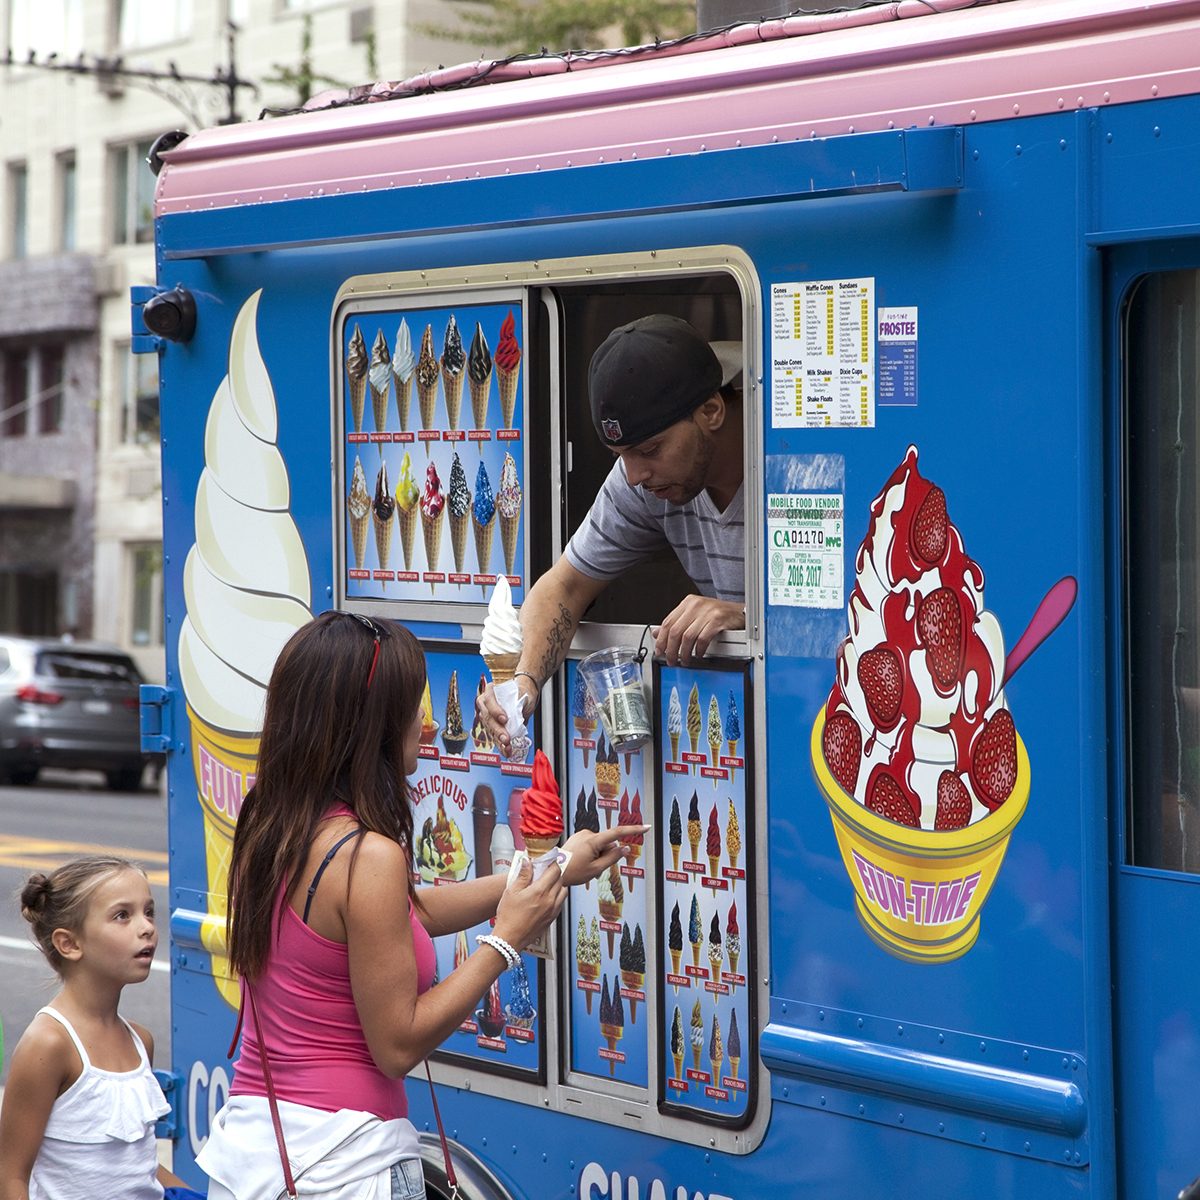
[1,346,67,438]
[7,0,82,59]
[2,349,28,437]
[9,163,28,259]
[122,346,160,444]
[117,0,192,48]
[111,140,156,245]
[1125,267,1200,875]
[38,346,64,434]
[0,570,58,636]
[58,153,77,251]
[129,542,163,647]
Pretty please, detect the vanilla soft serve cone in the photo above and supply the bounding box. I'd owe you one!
[480,574,522,683]
[178,289,311,1008]
[391,319,415,432]
[369,328,391,434]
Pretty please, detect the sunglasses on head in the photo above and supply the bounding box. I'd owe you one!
[337,611,383,690]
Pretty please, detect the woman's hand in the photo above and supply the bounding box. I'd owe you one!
[561,825,649,888]
[492,858,569,950]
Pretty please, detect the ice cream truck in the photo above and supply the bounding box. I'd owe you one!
[140,0,1200,1195]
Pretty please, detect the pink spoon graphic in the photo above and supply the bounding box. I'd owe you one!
[1003,576,1077,687]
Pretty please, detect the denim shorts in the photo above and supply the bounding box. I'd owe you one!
[390,1157,427,1200]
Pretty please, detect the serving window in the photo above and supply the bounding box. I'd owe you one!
[553,276,746,630]
[334,272,748,637]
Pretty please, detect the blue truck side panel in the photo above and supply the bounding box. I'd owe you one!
[155,94,1200,1197]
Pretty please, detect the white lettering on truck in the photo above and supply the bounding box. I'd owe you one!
[580,1160,733,1200]
[186,1059,230,1156]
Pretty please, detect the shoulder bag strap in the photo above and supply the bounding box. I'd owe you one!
[424,1061,459,1199]
[246,980,299,1200]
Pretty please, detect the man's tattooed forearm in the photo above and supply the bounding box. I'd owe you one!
[539,602,574,681]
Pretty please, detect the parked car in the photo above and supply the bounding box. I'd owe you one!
[0,636,155,791]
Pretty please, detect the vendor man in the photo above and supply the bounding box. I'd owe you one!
[479,313,744,750]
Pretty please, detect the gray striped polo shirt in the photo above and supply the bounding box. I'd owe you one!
[565,459,745,601]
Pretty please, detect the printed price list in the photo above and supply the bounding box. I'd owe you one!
[770,278,875,429]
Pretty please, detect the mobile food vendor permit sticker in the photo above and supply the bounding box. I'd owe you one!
[767,492,844,609]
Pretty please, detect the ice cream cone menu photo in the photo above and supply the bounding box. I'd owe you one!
[406,645,543,1074]
[657,662,753,1118]
[563,657,652,1089]
[341,299,526,605]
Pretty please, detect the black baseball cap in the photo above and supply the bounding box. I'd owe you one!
[589,314,723,448]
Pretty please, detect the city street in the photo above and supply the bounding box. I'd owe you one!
[0,771,170,1088]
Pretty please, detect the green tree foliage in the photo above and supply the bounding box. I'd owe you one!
[427,0,695,56]
[262,14,348,106]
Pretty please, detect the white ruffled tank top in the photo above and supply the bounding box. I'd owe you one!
[29,1007,170,1200]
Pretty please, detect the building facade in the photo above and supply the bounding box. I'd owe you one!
[0,0,470,679]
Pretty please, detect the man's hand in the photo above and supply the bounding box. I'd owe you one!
[476,675,539,755]
[654,596,745,665]
[475,558,605,753]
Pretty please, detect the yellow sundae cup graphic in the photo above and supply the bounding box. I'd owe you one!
[816,447,1074,964]
[178,289,311,1007]
[812,710,1029,962]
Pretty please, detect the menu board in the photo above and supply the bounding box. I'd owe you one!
[342,300,527,605]
[564,659,651,1087]
[413,645,542,1076]
[656,663,753,1121]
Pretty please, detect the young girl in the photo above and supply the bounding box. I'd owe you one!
[198,611,642,1199]
[0,855,201,1200]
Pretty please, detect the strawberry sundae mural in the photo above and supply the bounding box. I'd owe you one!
[811,446,1075,962]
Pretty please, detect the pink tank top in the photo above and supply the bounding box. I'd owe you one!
[231,814,436,1120]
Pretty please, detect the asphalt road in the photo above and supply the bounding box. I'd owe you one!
[0,769,170,1088]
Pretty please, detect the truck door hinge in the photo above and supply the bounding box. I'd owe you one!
[130,285,165,354]
[154,1068,185,1140]
[140,685,177,753]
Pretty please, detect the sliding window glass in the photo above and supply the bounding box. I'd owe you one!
[1125,269,1200,873]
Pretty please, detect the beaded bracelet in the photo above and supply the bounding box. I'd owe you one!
[476,933,520,970]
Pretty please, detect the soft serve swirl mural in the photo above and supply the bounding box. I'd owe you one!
[178,290,312,1006]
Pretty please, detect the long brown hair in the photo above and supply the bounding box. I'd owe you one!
[227,611,426,978]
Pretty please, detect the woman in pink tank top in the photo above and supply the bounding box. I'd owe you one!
[198,611,643,1200]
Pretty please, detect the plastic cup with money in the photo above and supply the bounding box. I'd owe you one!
[579,646,652,754]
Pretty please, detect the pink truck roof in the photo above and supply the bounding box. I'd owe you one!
[156,0,1200,217]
